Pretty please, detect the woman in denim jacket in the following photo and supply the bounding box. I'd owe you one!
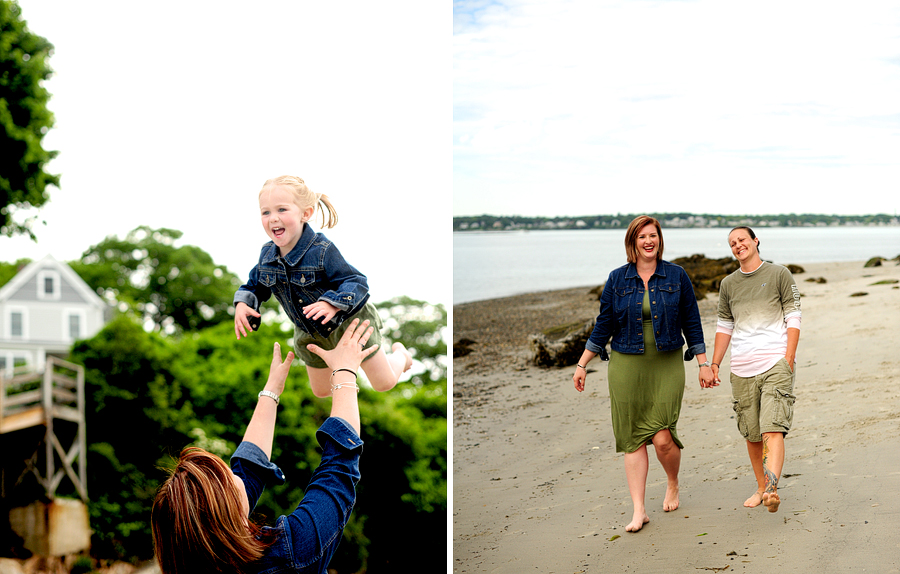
[573,215,715,533]
[152,318,376,574]
[234,175,412,398]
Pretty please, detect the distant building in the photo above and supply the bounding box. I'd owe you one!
[0,255,107,376]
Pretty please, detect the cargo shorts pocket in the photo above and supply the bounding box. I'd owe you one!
[732,398,750,438]
[772,388,796,430]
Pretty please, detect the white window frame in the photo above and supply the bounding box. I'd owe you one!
[37,270,62,301]
[64,308,87,341]
[7,306,29,339]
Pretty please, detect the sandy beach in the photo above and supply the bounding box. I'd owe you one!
[453,260,900,573]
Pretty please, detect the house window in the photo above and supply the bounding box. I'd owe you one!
[11,312,23,337]
[7,307,28,339]
[64,309,87,341]
[69,314,81,340]
[37,270,62,300]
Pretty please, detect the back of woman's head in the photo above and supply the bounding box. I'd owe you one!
[260,175,339,229]
[152,447,268,574]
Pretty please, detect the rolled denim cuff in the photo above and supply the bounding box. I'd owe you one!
[234,289,259,310]
[319,291,352,312]
[231,441,286,486]
[585,340,610,361]
[683,343,706,362]
[316,417,364,453]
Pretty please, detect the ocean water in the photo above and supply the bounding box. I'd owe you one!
[453,226,900,304]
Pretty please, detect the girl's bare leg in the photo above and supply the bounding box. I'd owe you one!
[307,366,334,398]
[360,344,412,392]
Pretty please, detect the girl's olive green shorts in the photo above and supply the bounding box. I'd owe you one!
[730,358,796,443]
[292,302,384,369]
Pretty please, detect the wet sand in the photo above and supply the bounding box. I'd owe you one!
[453,260,900,573]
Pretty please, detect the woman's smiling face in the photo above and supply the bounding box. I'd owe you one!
[729,228,759,262]
[635,223,659,263]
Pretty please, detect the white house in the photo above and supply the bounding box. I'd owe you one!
[0,255,107,376]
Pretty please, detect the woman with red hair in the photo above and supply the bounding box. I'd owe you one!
[152,318,376,574]
[573,215,715,533]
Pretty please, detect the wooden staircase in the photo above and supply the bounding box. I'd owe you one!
[0,357,87,502]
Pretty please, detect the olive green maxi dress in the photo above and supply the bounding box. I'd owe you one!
[607,291,685,453]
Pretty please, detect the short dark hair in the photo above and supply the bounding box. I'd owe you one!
[729,226,760,253]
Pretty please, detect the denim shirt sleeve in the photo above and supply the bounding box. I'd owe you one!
[676,265,706,361]
[585,271,614,360]
[230,441,287,513]
[276,417,363,571]
[234,250,273,311]
[318,242,369,312]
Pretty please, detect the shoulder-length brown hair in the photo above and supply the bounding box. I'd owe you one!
[152,447,274,574]
[624,215,664,264]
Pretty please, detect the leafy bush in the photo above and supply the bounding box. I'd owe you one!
[70,298,446,571]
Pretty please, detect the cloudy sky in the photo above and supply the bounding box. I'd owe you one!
[3,1,451,307]
[454,0,900,217]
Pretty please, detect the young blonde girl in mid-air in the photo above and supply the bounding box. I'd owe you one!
[234,175,412,397]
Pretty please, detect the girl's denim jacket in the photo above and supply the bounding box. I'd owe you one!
[230,417,362,574]
[234,224,369,338]
[585,260,706,361]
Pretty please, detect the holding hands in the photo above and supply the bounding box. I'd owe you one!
[699,364,718,389]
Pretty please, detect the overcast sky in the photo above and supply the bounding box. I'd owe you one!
[3,1,451,307]
[454,0,900,217]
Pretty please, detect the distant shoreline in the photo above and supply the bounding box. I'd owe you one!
[453,212,899,232]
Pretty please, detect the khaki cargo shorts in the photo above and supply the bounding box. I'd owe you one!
[730,358,796,443]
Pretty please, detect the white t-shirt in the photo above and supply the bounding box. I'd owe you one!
[717,261,801,377]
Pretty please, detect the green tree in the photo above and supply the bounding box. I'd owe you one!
[0,1,59,239]
[69,226,242,333]
[70,297,447,568]
[0,257,31,287]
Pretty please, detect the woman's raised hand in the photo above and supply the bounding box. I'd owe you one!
[264,342,294,396]
[306,318,378,372]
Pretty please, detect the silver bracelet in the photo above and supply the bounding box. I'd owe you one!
[577,364,586,370]
[258,390,280,405]
[331,382,360,394]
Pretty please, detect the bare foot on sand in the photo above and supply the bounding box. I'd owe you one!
[744,490,764,508]
[663,484,679,512]
[762,491,781,513]
[625,512,650,532]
